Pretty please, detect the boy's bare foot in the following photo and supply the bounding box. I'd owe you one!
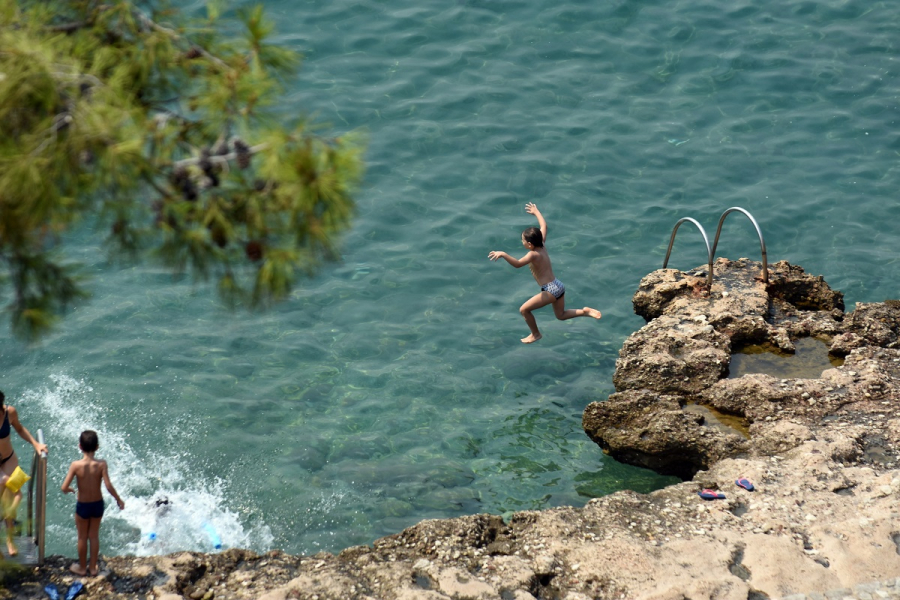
[89,566,100,576]
[584,307,602,319]
[6,538,17,557]
[521,333,542,344]
[70,563,87,576]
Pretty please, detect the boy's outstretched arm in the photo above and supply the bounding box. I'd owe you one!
[488,250,535,268]
[61,464,76,494]
[525,202,547,243]
[101,462,125,509]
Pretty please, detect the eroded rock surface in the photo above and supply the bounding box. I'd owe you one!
[8,436,900,600]
[584,258,900,479]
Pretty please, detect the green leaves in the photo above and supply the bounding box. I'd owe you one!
[238,4,299,76]
[0,1,365,340]
[205,0,224,23]
[6,252,88,340]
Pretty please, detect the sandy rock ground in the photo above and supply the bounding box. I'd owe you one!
[3,260,899,600]
[5,439,898,600]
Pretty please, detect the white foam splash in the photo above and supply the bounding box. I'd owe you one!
[20,374,273,556]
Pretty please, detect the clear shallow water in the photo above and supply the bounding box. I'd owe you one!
[728,338,845,380]
[3,0,900,556]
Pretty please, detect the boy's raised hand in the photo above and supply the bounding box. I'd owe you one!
[525,202,539,215]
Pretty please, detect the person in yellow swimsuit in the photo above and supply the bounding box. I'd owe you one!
[0,390,48,557]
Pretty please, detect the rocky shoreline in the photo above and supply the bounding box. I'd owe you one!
[3,260,900,600]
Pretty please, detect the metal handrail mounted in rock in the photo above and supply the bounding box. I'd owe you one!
[662,217,713,288]
[710,207,768,286]
[7,428,47,566]
[662,207,768,289]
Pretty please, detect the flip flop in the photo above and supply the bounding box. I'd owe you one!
[65,581,85,600]
[735,477,755,491]
[44,583,60,600]
[698,488,726,500]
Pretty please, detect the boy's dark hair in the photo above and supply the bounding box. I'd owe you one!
[80,430,99,453]
[0,390,4,408]
[522,227,543,248]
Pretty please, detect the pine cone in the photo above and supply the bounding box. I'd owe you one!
[182,180,198,201]
[170,167,198,201]
[199,150,219,187]
[170,167,189,186]
[245,240,264,261]
[198,150,212,172]
[233,139,251,169]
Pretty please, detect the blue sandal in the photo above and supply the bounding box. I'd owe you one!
[698,488,726,500]
[735,477,755,491]
[65,581,85,600]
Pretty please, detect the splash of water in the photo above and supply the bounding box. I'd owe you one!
[19,375,273,556]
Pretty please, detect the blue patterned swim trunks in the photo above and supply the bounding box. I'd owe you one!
[540,278,565,299]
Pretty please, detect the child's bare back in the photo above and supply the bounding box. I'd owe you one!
[67,457,107,503]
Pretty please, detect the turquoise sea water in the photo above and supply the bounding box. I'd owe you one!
[2,0,899,556]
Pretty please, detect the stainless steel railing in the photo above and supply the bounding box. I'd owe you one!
[662,217,713,288]
[710,207,768,285]
[25,429,47,565]
[662,207,768,288]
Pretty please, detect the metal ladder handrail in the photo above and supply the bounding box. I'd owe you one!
[710,206,768,285]
[662,217,713,289]
[662,207,768,288]
[25,429,47,565]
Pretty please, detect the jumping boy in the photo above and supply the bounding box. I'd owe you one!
[488,202,602,343]
[61,430,124,576]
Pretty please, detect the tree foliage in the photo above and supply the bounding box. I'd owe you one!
[0,0,365,339]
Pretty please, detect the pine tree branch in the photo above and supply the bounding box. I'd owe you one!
[171,143,269,169]
[48,21,90,33]
[30,113,73,156]
[46,4,114,33]
[50,70,103,88]
[133,9,230,71]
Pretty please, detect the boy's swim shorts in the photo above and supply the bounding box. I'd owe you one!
[75,499,105,519]
[540,278,565,299]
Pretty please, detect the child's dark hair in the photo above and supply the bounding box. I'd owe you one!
[523,227,543,248]
[0,390,4,409]
[80,430,99,453]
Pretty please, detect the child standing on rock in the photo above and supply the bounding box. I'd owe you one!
[61,430,124,576]
[488,203,602,343]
